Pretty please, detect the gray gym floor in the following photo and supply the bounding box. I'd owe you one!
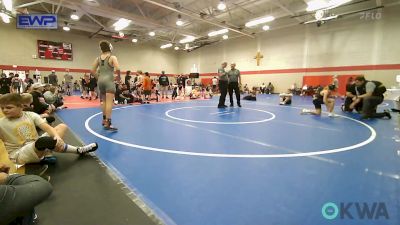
[34,117,158,225]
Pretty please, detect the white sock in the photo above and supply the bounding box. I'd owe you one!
[63,144,78,153]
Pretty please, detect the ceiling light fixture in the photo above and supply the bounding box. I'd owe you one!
[62,21,71,31]
[217,0,226,11]
[160,43,173,49]
[70,10,82,21]
[208,28,228,37]
[306,0,352,11]
[174,46,179,50]
[63,26,70,31]
[222,35,228,40]
[179,35,195,44]
[306,0,328,11]
[113,18,131,31]
[245,16,275,27]
[0,12,11,24]
[149,31,155,36]
[262,25,270,31]
[176,14,184,26]
[303,14,339,24]
[3,0,13,11]
[132,38,138,43]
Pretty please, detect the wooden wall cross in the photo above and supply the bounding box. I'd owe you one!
[254,51,263,66]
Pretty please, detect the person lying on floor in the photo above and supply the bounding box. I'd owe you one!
[243,87,257,101]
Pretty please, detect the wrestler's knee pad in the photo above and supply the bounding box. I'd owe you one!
[35,137,57,151]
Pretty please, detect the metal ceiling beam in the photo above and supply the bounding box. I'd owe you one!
[73,4,106,29]
[40,0,199,37]
[142,0,255,38]
[270,0,303,22]
[55,0,63,14]
[82,10,106,29]
[15,1,45,9]
[40,2,50,13]
[134,1,147,18]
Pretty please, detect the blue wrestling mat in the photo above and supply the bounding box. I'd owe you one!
[57,95,400,225]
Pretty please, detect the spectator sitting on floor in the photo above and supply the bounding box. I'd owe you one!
[44,86,65,109]
[300,84,308,96]
[21,93,55,124]
[290,82,299,95]
[0,93,99,165]
[131,89,143,104]
[30,83,55,115]
[204,86,213,99]
[119,89,134,104]
[242,84,249,94]
[266,82,274,94]
[279,91,293,105]
[260,83,266,94]
[189,87,201,99]
[243,87,257,101]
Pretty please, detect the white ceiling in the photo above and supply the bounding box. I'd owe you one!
[8,0,400,49]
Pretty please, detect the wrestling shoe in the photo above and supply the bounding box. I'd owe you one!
[77,142,98,154]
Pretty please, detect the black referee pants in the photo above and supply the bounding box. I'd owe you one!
[218,80,228,107]
[228,82,240,105]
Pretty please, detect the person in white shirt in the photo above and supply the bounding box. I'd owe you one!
[260,83,266,94]
[212,77,218,93]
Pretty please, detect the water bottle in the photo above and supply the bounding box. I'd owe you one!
[124,99,127,104]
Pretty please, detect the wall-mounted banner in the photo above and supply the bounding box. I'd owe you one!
[17,14,58,29]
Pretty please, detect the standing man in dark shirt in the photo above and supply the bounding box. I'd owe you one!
[125,70,131,91]
[48,70,58,86]
[182,74,188,96]
[0,73,11,94]
[24,72,34,92]
[89,74,98,100]
[227,63,242,107]
[159,71,170,99]
[217,62,228,108]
